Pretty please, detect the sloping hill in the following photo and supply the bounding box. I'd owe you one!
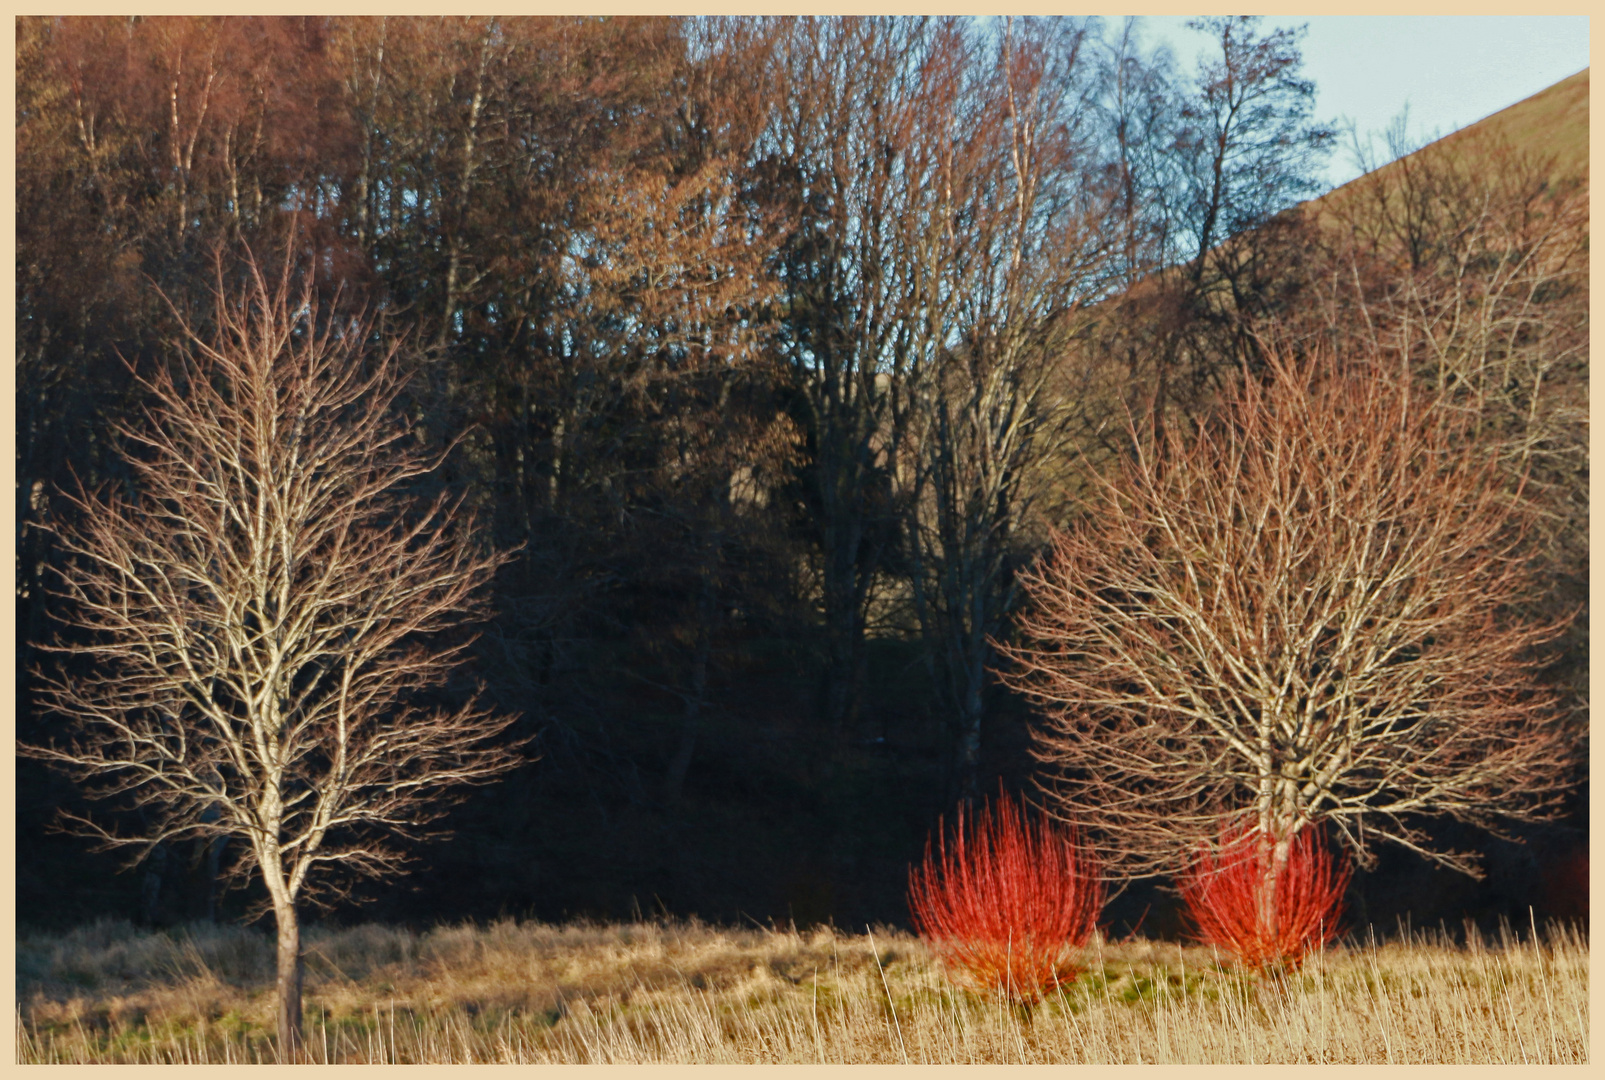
[1097,68,1588,310]
[1434,65,1587,179]
[1313,66,1588,222]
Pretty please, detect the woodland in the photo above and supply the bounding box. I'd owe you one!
[15,15,1589,942]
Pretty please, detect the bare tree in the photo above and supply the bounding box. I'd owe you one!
[23,248,523,1057]
[1146,16,1335,436]
[757,16,965,751]
[576,27,798,803]
[1319,128,1588,489]
[905,16,1120,797]
[1173,17,1333,284]
[1311,131,1590,712]
[999,348,1577,915]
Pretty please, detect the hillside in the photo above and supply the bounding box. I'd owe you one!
[1432,65,1586,178]
[1312,66,1588,224]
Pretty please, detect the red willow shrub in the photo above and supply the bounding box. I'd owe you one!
[907,791,1104,1002]
[1178,821,1352,971]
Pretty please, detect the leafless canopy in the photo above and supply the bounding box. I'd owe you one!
[999,349,1576,879]
[25,249,523,910]
[903,16,1121,793]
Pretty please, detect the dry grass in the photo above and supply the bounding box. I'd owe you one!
[15,915,1587,1064]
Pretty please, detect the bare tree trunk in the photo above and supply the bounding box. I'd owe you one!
[352,17,387,249]
[820,497,871,755]
[205,839,224,922]
[140,842,167,925]
[436,21,494,351]
[952,629,988,800]
[1259,831,1294,948]
[273,901,304,1059]
[822,600,864,750]
[664,568,715,808]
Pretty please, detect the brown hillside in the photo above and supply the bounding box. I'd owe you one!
[1312,66,1588,225]
[1057,65,1589,464]
[1082,69,1589,316]
[1435,65,1586,178]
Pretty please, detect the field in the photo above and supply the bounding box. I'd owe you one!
[15,915,1587,1064]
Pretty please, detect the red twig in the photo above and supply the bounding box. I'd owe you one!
[908,789,1104,1002]
[1178,819,1351,970]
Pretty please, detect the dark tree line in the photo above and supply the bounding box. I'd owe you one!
[17,15,1587,931]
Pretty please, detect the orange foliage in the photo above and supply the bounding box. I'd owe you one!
[907,791,1103,1002]
[1178,821,1351,970]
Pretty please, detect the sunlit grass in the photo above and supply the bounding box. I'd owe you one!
[16,914,1587,1063]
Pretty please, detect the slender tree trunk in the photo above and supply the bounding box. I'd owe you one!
[820,508,868,754]
[436,23,493,351]
[665,567,715,808]
[140,842,167,925]
[273,901,304,1060]
[955,645,986,800]
[1149,342,1171,449]
[353,18,386,249]
[204,836,225,923]
[822,606,861,742]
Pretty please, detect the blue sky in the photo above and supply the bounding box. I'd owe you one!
[1139,15,1590,192]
